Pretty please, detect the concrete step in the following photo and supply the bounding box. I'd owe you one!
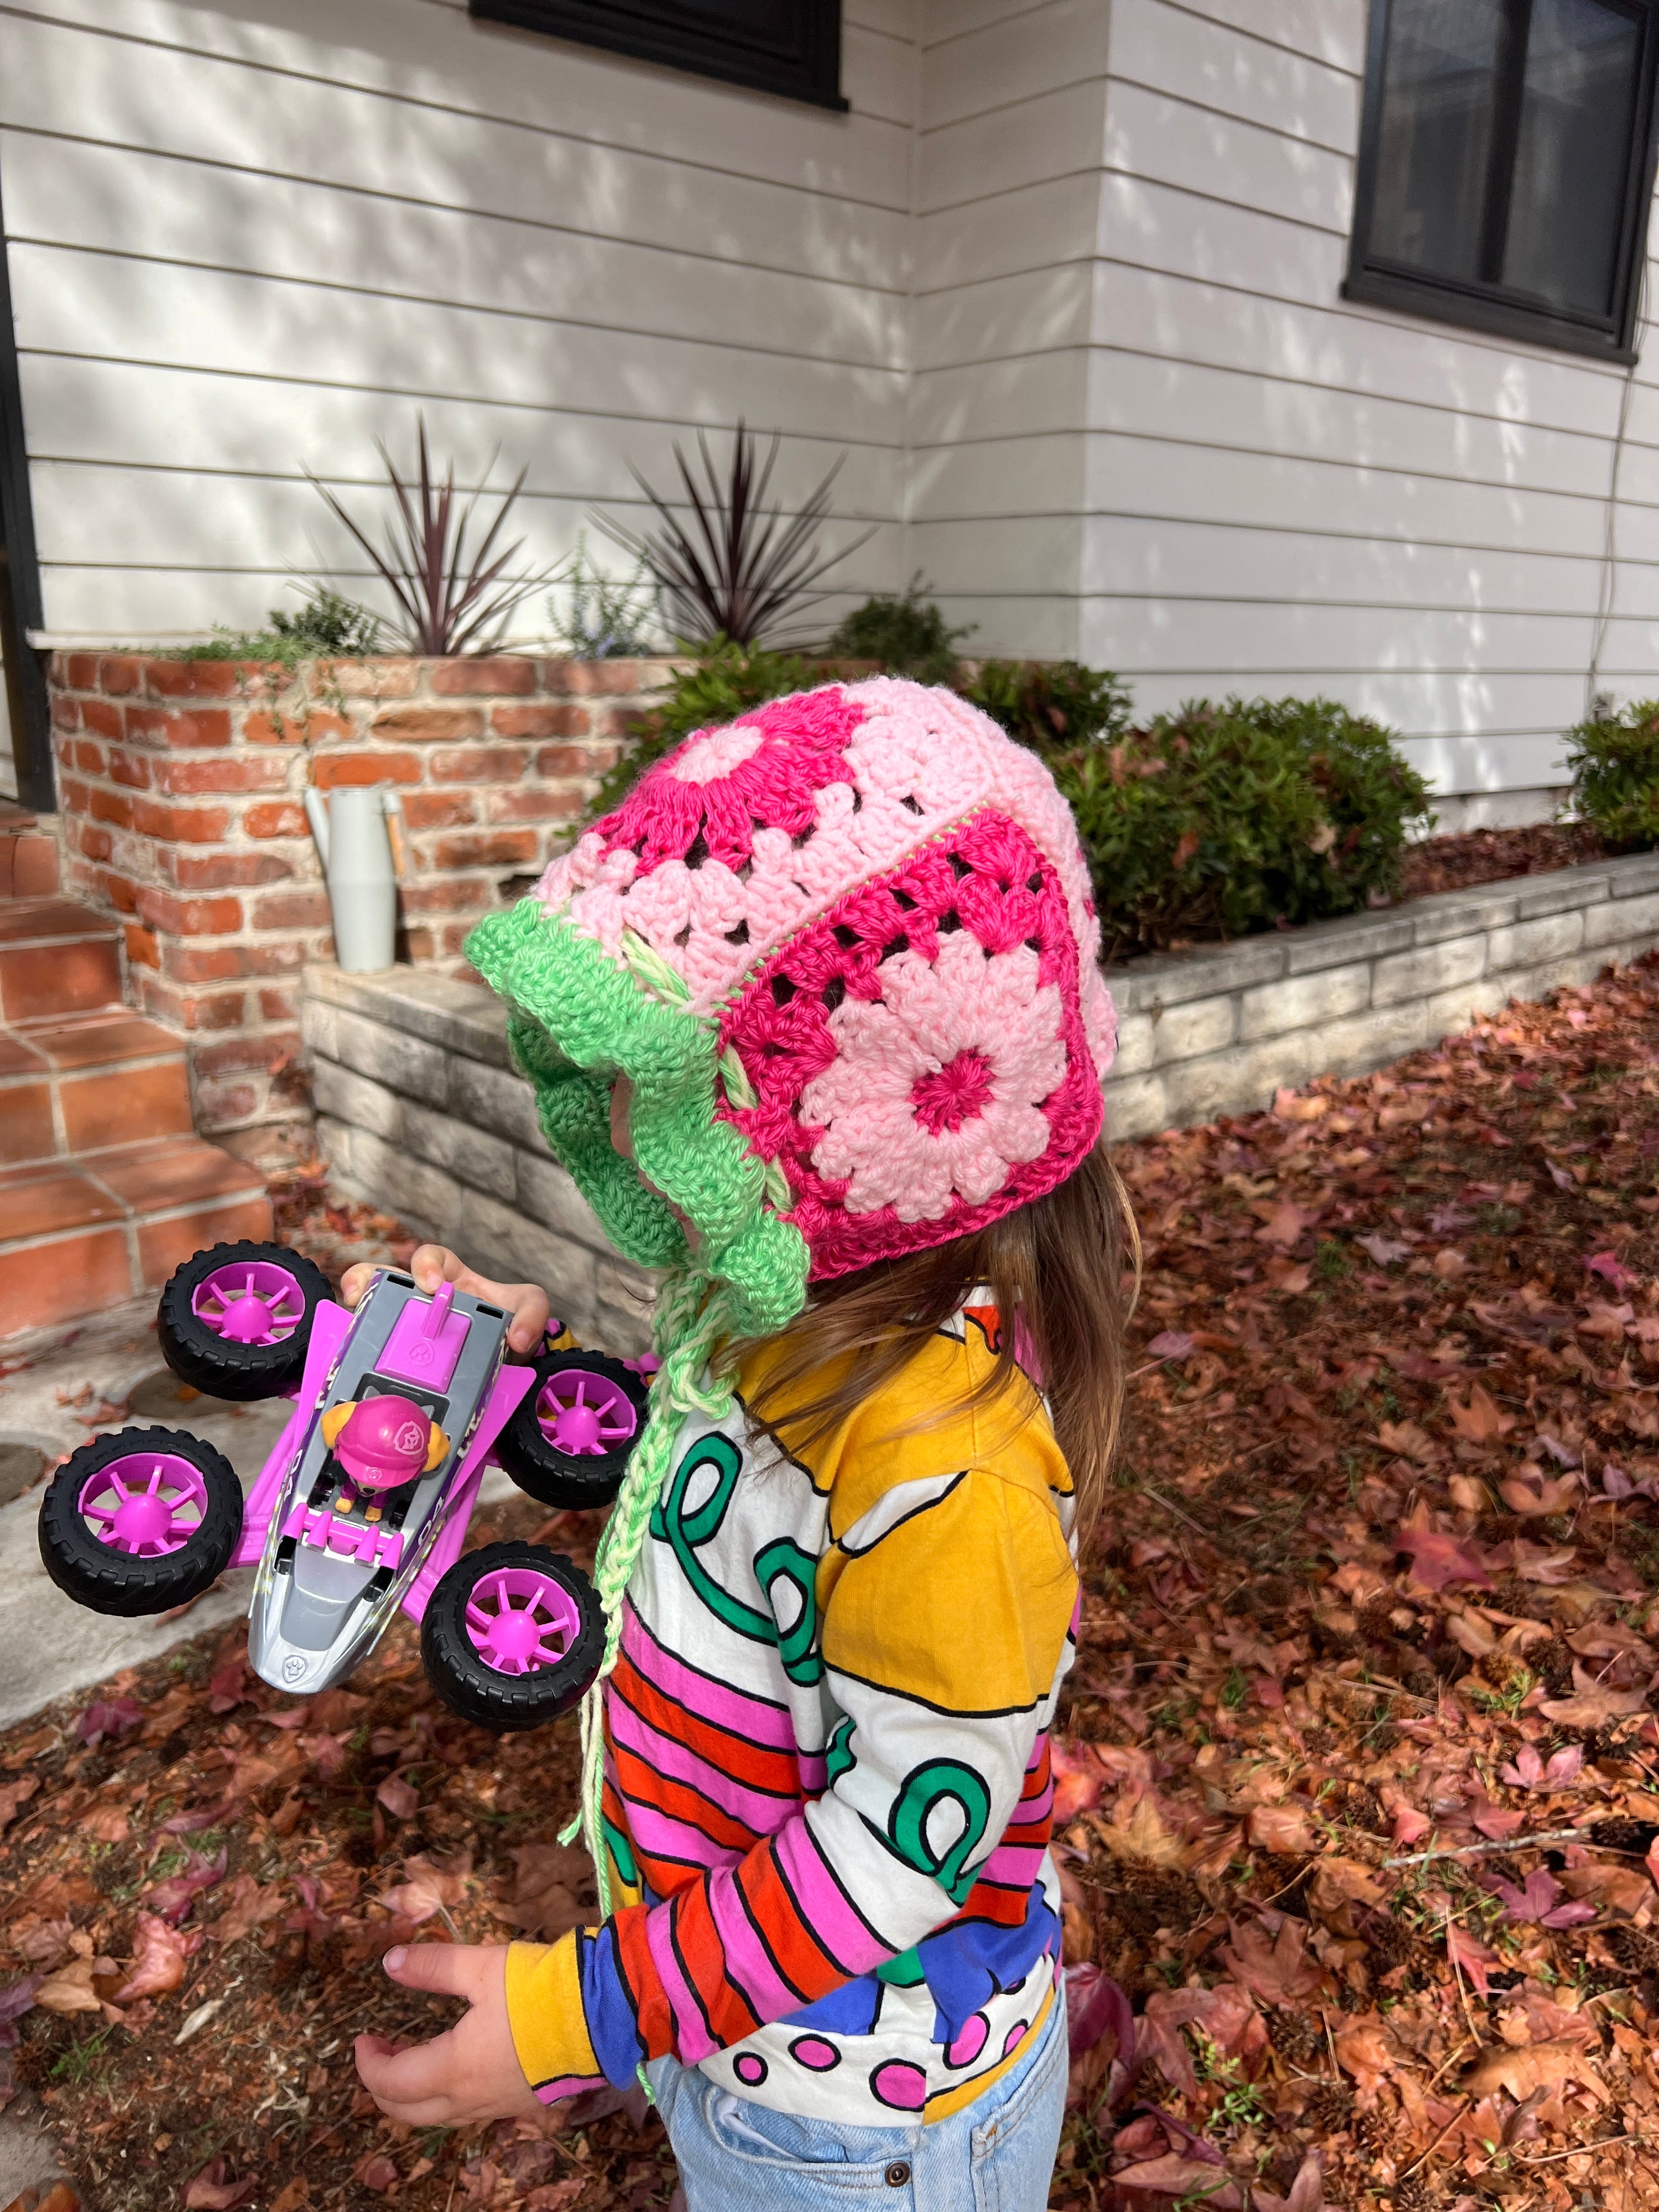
[0,797,59,899]
[0,1006,194,1167]
[0,1134,273,1338]
[0,897,121,1024]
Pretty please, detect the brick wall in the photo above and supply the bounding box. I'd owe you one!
[46,653,679,1140]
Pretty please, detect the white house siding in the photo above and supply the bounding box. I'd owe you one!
[0,0,919,641]
[1077,0,1647,824]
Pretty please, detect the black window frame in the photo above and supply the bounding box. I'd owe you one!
[468,0,846,112]
[1343,0,1659,363]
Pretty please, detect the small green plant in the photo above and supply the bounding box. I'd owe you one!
[552,531,658,659]
[1220,1666,1248,1709]
[827,575,972,683]
[587,637,829,818]
[181,587,383,666]
[1315,1238,1352,1281]
[1566,698,1659,848]
[1055,696,1433,959]
[960,660,1133,758]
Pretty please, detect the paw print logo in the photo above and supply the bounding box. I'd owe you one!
[394,1420,425,1457]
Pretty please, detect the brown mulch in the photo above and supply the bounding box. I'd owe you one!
[1400,821,1608,902]
[13,961,1659,2206]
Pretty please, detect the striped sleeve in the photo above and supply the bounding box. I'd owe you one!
[504,1467,1076,2088]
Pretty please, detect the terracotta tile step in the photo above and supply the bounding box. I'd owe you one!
[0,1135,273,1339]
[0,897,121,1023]
[0,798,57,897]
[0,1006,194,1167]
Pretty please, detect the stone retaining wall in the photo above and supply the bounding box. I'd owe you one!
[301,853,1659,1324]
[47,653,678,1136]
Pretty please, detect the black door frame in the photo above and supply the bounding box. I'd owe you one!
[0,160,51,813]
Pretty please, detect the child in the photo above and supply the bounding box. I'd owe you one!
[352,678,1134,2206]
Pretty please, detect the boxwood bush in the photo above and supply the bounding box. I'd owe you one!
[1033,696,1432,959]
[1566,700,1659,849]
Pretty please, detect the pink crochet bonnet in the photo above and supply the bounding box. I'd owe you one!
[467,677,1118,1335]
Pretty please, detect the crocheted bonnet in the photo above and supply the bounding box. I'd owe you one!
[465,676,1118,1891]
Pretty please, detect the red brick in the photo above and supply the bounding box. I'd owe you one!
[51,693,79,733]
[244,801,309,838]
[59,776,91,815]
[400,876,493,915]
[432,656,537,696]
[491,703,588,739]
[163,943,248,984]
[402,924,436,961]
[484,786,583,825]
[311,750,422,789]
[90,788,134,831]
[141,981,248,1032]
[431,830,538,870]
[75,823,113,864]
[401,791,474,830]
[332,659,419,698]
[107,745,150,789]
[244,942,307,976]
[123,706,233,749]
[539,657,673,696]
[72,738,107,777]
[131,800,233,843]
[259,985,299,1023]
[152,755,288,797]
[244,709,348,746]
[81,698,123,742]
[192,1031,299,1079]
[251,890,331,931]
[124,922,160,969]
[161,849,293,890]
[442,927,478,961]
[594,706,650,740]
[95,869,140,915]
[144,658,240,698]
[99,655,142,695]
[134,888,245,936]
[65,653,100,688]
[371,706,482,743]
[539,743,613,779]
[192,1079,261,1126]
[429,745,528,784]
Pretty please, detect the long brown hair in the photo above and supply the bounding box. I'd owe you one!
[727,1139,1140,1553]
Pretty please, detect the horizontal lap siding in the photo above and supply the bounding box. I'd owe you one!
[1082,0,1645,798]
[3,0,918,639]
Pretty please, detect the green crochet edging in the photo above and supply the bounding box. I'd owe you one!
[466,896,810,1342]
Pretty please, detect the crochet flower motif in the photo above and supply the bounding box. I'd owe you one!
[800,935,1068,1222]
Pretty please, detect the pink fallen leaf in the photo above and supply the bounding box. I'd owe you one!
[1334,2019,1395,2095]
[1112,2156,1240,2206]
[0,1777,40,1833]
[1357,1233,1410,1267]
[1394,1524,1491,1590]
[1587,1249,1640,1293]
[1145,1331,1194,1361]
[1449,1384,1512,1445]
[1500,1743,1583,1791]
[1470,1802,1527,1841]
[375,1774,419,1822]
[1540,1663,1648,1730]
[212,1874,286,1945]
[351,2154,400,2193]
[207,1663,248,1714]
[76,1697,142,1746]
[143,1849,228,1926]
[1253,2150,1326,2212]
[1219,1916,1321,2006]
[1499,1470,1582,1516]
[113,1912,200,2004]
[0,1976,42,2028]
[1245,1802,1317,1856]
[378,1853,468,1926]
[1140,1983,1265,2097]
[1481,1867,1597,1930]
[1051,1741,1107,1823]
[1390,1803,1431,1846]
[1256,1201,1314,1251]
[1446,1922,1500,1996]
[183,2157,258,2210]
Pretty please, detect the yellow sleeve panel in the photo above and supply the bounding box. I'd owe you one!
[819,1468,1077,1717]
[503,1934,604,2096]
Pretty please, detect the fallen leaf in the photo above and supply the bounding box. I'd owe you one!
[375,1773,419,1822]
[1539,1663,1649,1730]
[1463,2037,1608,2105]
[113,1912,200,2004]
[212,1875,286,1946]
[1112,2155,1240,2206]
[75,1697,142,1746]
[1253,2150,1326,2212]
[1334,2018,1396,2094]
[378,1853,469,1925]
[183,2157,258,2210]
[1395,1522,1492,1590]
[1245,1802,1317,1856]
[1146,1330,1195,1361]
[1357,1233,1410,1266]
[143,1849,228,1926]
[1449,1383,1513,1445]
[351,2154,400,2192]
[1587,1249,1641,1293]
[1447,1921,1500,1996]
[1481,1867,1597,1930]
[33,1959,103,2015]
[1379,1418,1439,1464]
[1218,1916,1321,2005]
[502,1843,596,1944]
[0,1777,39,1833]
[1096,1794,1187,1870]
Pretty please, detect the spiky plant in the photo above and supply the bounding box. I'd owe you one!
[597,421,873,646]
[307,417,564,656]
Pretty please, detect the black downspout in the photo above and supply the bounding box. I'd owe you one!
[0,160,51,814]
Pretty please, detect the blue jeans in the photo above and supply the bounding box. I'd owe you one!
[646,1992,1068,2211]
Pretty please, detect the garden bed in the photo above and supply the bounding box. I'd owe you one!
[1400,821,1606,902]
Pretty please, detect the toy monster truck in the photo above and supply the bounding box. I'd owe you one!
[38,1243,650,1731]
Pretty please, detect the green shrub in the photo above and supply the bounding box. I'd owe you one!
[1566,700,1659,848]
[1056,696,1433,958]
[827,577,972,684]
[587,637,830,817]
[960,659,1133,757]
[551,532,659,660]
[180,588,382,666]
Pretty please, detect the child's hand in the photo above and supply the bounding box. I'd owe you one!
[340,1244,551,1356]
[354,1943,546,2125]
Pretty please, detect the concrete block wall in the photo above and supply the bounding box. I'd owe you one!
[46,654,679,1136]
[302,962,656,1354]
[1103,854,1659,1138]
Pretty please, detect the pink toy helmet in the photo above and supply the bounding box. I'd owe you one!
[330,1396,435,1491]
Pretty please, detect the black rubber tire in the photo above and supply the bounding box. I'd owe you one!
[494,1351,649,1510]
[421,1541,604,1732]
[39,1426,244,1618]
[157,1240,331,1402]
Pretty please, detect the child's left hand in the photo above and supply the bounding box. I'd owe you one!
[354,1943,546,2125]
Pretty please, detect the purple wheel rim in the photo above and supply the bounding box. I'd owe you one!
[78,1453,208,1557]
[191,1259,307,1348]
[536,1369,639,1457]
[465,1566,582,1676]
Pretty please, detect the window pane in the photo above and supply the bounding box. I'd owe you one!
[1501,0,1641,315]
[1369,0,1507,283]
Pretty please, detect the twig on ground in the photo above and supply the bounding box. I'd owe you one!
[1384,1826,1589,1868]
[1398,2101,1470,2181]
[1140,1485,1211,1537]
[1519,2134,1642,2165]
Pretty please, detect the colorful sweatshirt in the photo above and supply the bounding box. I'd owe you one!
[504,1305,1078,2125]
